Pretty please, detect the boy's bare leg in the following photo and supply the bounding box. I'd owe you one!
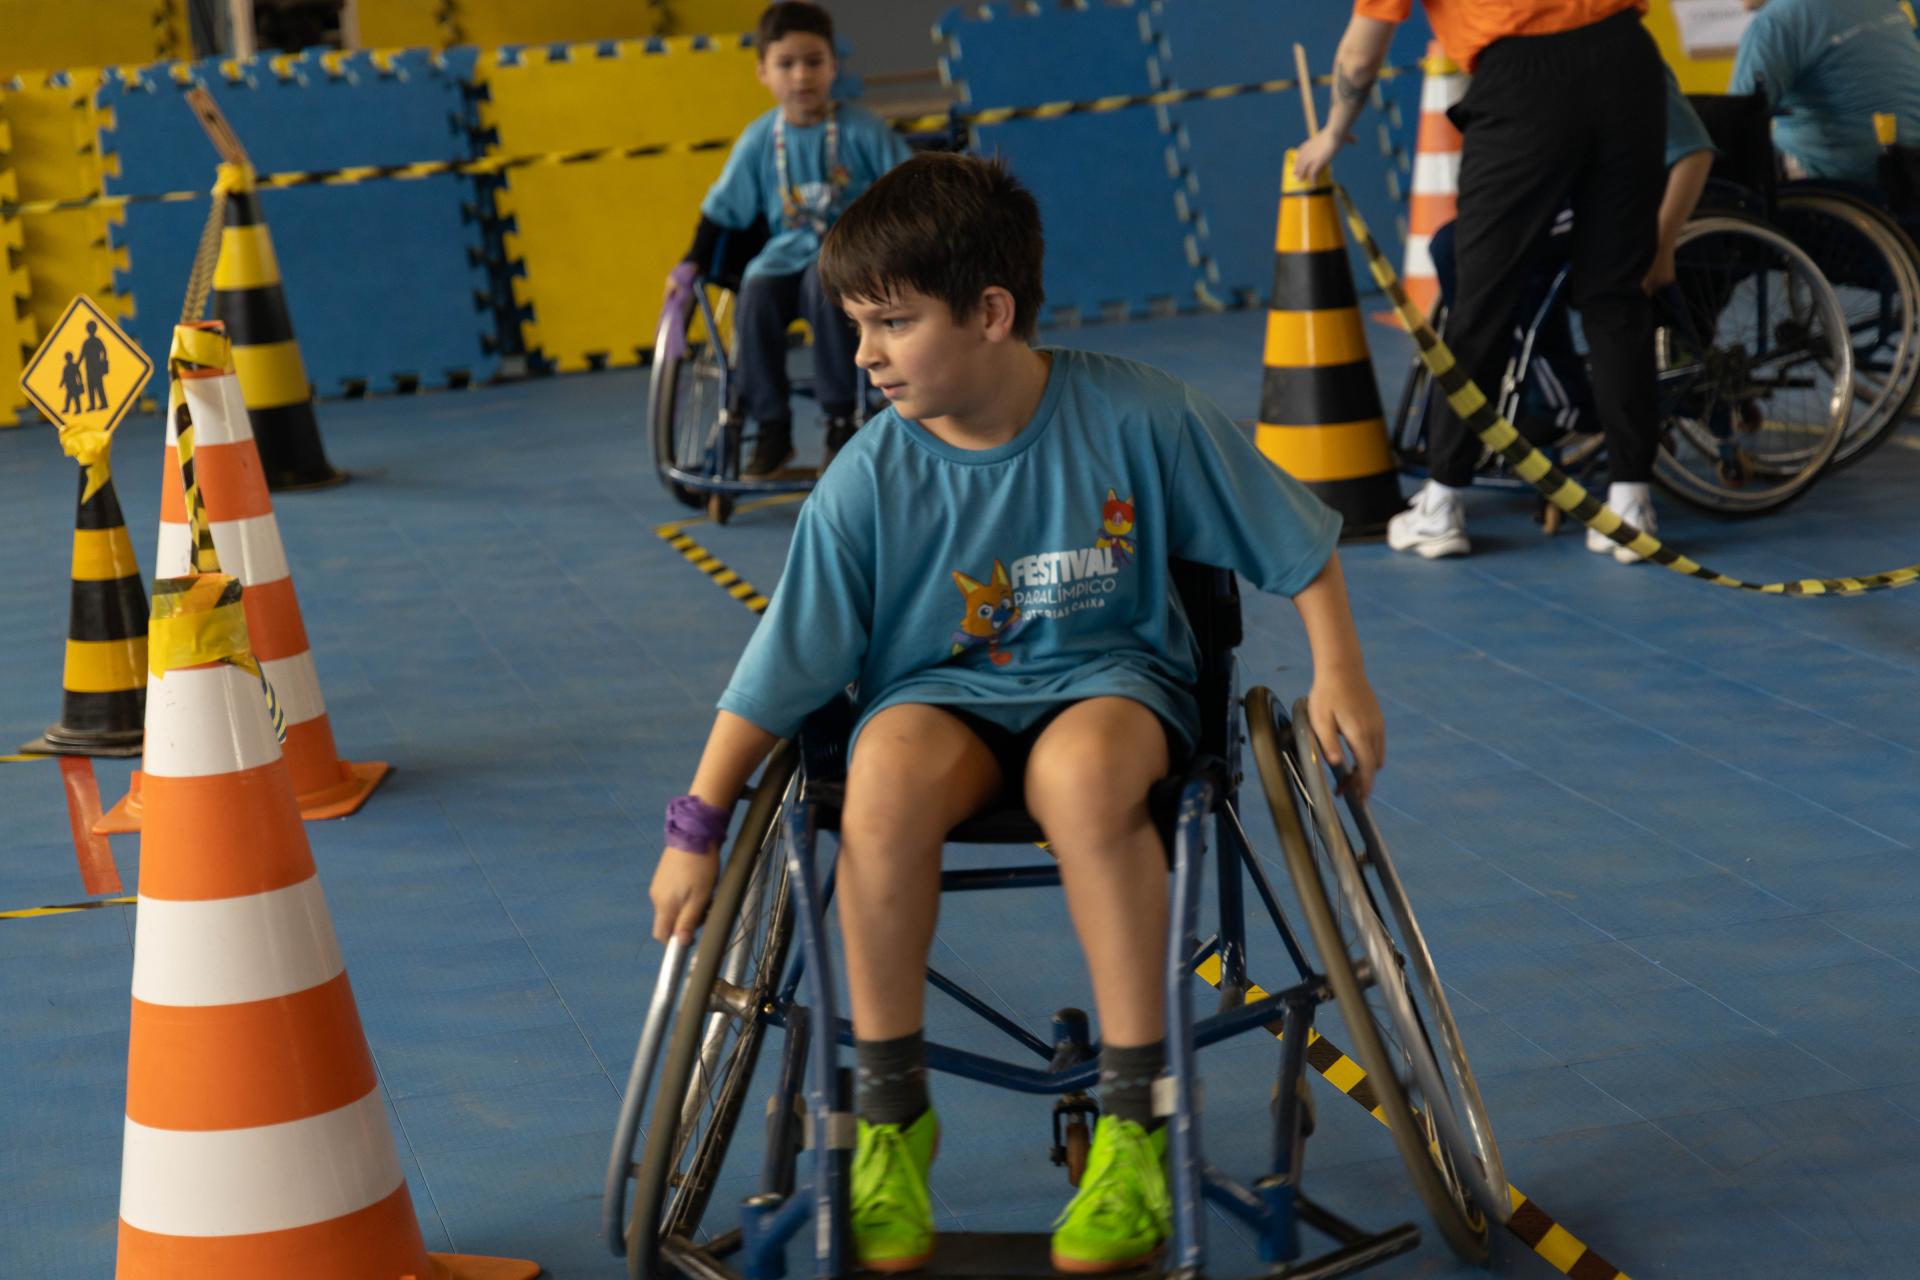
[837,704,1002,1040]
[1025,697,1171,1048]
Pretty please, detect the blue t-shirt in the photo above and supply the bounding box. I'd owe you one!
[1730,0,1920,186]
[718,349,1343,754]
[1663,65,1717,171]
[701,103,911,280]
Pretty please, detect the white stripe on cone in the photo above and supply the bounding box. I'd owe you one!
[119,1090,402,1237]
[1403,233,1436,280]
[1412,152,1462,193]
[1421,75,1466,113]
[261,650,327,728]
[181,372,258,448]
[158,515,293,589]
[131,876,344,1006]
[144,664,281,779]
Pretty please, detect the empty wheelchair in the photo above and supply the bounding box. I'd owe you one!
[605,563,1510,1279]
[1392,206,1855,518]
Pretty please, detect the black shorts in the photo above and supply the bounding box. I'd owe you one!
[943,705,1175,805]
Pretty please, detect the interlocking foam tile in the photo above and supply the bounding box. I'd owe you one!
[99,48,496,394]
[1151,0,1431,305]
[0,0,187,79]
[475,36,767,373]
[442,0,665,45]
[1,70,130,344]
[939,1,1199,322]
[0,122,39,426]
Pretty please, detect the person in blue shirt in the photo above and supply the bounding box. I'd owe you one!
[1730,0,1920,188]
[666,2,912,477]
[649,153,1385,1274]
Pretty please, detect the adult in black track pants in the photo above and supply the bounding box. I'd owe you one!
[1298,2,1666,563]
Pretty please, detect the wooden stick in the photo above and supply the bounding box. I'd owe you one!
[1294,42,1319,134]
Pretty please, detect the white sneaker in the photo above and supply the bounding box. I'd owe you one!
[1588,483,1657,564]
[1386,481,1470,559]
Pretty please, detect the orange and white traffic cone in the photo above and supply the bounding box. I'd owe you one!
[1400,41,1466,323]
[116,571,537,1279]
[96,322,386,834]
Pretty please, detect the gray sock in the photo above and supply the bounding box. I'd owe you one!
[1100,1040,1166,1130]
[856,1031,928,1127]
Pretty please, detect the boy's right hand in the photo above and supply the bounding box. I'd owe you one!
[650,846,719,944]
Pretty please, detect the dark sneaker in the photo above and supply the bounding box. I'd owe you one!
[823,416,858,469]
[743,420,794,478]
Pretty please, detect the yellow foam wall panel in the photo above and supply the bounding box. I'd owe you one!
[0,71,130,347]
[478,37,767,372]
[1646,0,1735,94]
[0,0,187,78]
[660,2,770,36]
[0,123,37,425]
[355,0,456,49]
[446,0,664,46]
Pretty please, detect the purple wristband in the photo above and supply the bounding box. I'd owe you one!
[665,794,731,854]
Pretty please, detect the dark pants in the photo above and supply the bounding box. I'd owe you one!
[737,264,859,425]
[1429,10,1665,487]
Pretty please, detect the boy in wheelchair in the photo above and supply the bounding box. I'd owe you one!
[651,152,1384,1273]
[665,2,911,478]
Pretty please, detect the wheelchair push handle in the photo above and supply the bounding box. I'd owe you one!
[602,935,692,1257]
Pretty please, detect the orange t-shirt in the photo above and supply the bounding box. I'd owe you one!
[1354,0,1647,70]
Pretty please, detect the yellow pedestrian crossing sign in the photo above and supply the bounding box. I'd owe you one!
[20,295,153,436]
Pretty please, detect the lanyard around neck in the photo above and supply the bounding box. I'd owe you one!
[774,106,847,235]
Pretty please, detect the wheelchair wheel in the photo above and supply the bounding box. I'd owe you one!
[628,742,799,1279]
[1652,213,1852,515]
[1774,191,1920,469]
[1244,688,1492,1265]
[650,285,737,510]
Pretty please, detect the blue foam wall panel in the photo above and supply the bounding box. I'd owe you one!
[1153,0,1432,302]
[940,2,1199,321]
[100,49,496,394]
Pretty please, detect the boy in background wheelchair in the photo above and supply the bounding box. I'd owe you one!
[1731,0,1920,206]
[663,2,910,478]
[649,153,1385,1273]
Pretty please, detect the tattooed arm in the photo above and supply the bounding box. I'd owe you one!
[1293,16,1397,182]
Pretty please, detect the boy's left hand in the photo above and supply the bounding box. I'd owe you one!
[1306,673,1384,802]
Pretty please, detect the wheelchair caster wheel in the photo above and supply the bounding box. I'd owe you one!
[707,491,735,524]
[1061,1117,1091,1187]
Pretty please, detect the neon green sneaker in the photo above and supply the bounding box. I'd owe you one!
[851,1109,939,1272]
[1050,1117,1171,1273]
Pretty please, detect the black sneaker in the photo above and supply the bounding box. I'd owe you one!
[743,419,794,477]
[822,416,858,469]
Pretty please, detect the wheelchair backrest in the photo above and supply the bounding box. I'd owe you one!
[1688,93,1777,212]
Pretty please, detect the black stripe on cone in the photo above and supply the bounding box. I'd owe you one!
[21,474,147,757]
[1260,162,1405,540]
[213,189,345,491]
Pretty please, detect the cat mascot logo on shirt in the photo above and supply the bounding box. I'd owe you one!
[1097,489,1136,567]
[950,559,1026,666]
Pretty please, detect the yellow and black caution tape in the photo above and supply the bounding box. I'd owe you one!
[1195,955,1630,1280]
[1,753,57,764]
[0,68,1409,218]
[1333,184,1920,597]
[150,574,287,740]
[654,520,772,615]
[0,895,136,923]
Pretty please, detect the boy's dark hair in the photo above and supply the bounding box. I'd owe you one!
[756,2,834,52]
[818,153,1046,340]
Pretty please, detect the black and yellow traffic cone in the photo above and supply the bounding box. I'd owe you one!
[21,467,146,757]
[1255,152,1403,538]
[211,163,344,490]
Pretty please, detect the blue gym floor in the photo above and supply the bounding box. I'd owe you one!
[4,309,1919,1279]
